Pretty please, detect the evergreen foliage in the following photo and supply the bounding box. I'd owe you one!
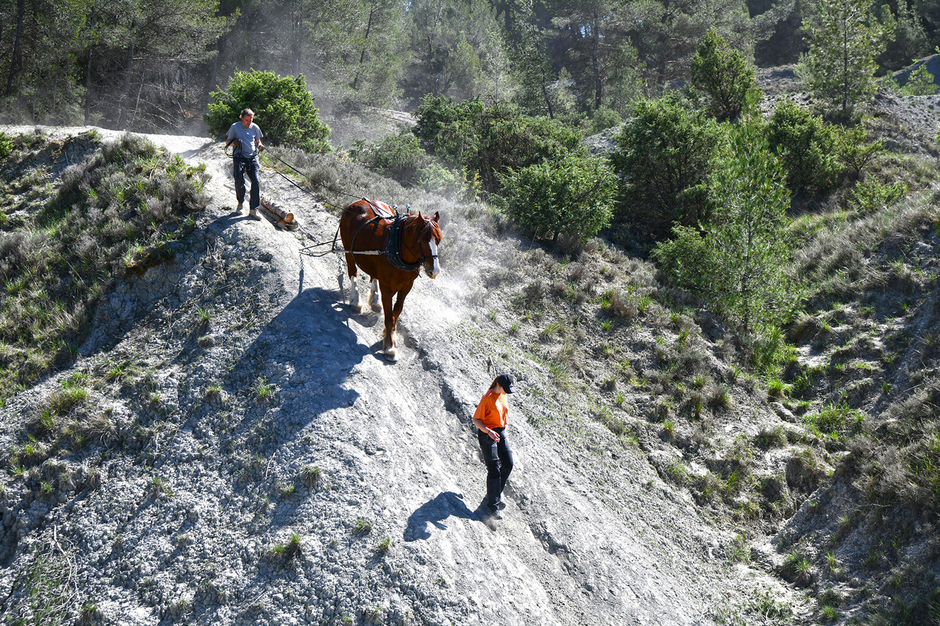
[876,0,930,71]
[626,0,753,92]
[766,99,844,195]
[509,25,561,118]
[589,107,623,134]
[413,95,581,194]
[690,30,762,121]
[7,0,940,131]
[900,64,939,95]
[403,0,512,106]
[205,71,331,153]
[0,132,12,159]
[499,153,617,243]
[610,95,722,238]
[654,121,796,345]
[799,0,892,117]
[749,0,809,66]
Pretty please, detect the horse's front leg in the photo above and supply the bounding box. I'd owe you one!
[385,284,413,361]
[345,254,361,312]
[369,278,381,311]
[380,287,398,361]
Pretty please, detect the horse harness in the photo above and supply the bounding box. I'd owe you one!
[332,198,437,273]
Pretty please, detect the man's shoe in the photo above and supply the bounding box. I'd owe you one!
[248,209,262,221]
[236,202,244,212]
[487,506,502,520]
[494,500,507,510]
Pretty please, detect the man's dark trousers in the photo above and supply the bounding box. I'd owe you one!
[234,155,260,210]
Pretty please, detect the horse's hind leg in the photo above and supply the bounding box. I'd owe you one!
[369,278,381,311]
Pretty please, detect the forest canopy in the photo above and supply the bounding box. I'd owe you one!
[1,0,936,132]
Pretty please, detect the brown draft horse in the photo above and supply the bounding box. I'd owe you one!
[339,199,442,361]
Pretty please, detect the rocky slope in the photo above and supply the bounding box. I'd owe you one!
[3,79,939,625]
[0,127,781,626]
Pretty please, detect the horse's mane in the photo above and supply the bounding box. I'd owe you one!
[408,213,441,242]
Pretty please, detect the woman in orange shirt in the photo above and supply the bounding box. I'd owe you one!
[472,374,515,518]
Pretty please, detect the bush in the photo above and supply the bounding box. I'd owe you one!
[500,153,617,244]
[610,95,722,238]
[690,30,761,121]
[0,132,13,159]
[766,99,843,196]
[357,130,470,198]
[901,64,939,95]
[589,107,623,134]
[836,125,884,179]
[413,94,485,165]
[358,131,427,186]
[206,70,331,153]
[413,94,582,194]
[849,179,907,214]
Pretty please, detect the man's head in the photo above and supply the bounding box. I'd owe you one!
[240,108,255,127]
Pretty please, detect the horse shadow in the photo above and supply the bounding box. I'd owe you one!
[172,285,365,467]
[404,491,478,541]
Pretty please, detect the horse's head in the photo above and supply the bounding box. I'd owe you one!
[415,211,442,279]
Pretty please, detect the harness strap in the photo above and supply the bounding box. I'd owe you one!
[332,199,432,274]
[386,214,422,273]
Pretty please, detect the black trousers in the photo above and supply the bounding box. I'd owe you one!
[477,427,513,508]
[233,156,260,210]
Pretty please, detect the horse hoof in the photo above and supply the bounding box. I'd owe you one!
[384,349,398,362]
[350,303,363,314]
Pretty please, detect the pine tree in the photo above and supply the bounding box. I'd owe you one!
[690,29,761,121]
[654,122,797,340]
[799,0,892,117]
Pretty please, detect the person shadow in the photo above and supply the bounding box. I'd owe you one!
[404,492,478,541]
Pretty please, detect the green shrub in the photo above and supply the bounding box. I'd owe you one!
[589,106,623,134]
[850,179,907,214]
[0,132,13,159]
[766,99,844,196]
[413,94,582,194]
[611,95,721,238]
[500,153,616,244]
[690,29,761,121]
[359,131,427,186]
[206,70,331,153]
[837,125,885,179]
[413,94,485,163]
[899,64,938,96]
[357,130,467,197]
